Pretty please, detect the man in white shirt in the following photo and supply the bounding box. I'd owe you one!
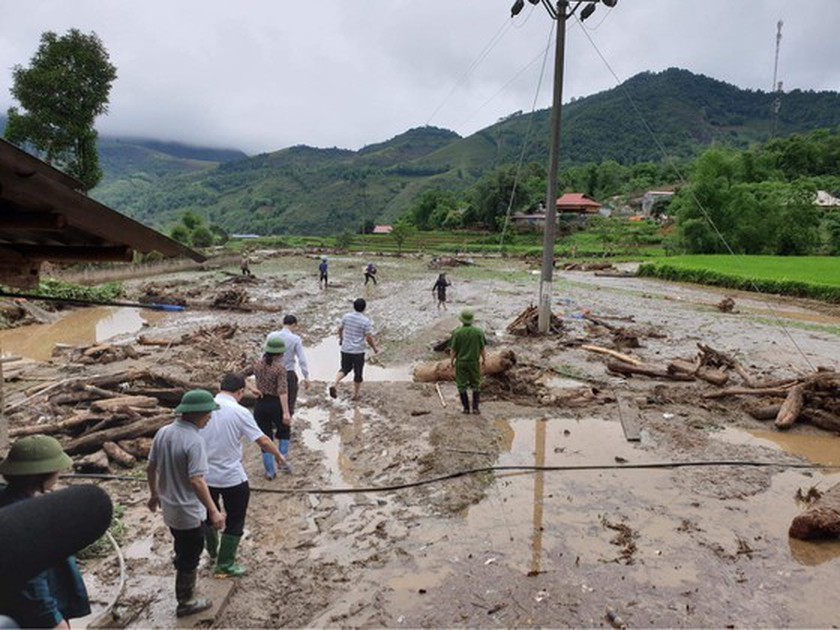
[265,314,311,472]
[200,373,285,577]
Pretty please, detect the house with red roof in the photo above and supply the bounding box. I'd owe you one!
[555,193,601,214]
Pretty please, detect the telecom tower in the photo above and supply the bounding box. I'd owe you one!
[772,20,783,136]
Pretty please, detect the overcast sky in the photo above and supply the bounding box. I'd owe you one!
[2,1,838,155]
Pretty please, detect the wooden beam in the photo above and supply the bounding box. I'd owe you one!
[0,244,133,262]
[0,213,67,231]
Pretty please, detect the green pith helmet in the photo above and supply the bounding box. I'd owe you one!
[0,435,73,477]
[460,310,475,325]
[175,389,220,414]
[264,337,287,354]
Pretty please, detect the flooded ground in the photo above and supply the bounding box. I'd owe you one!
[3,253,840,627]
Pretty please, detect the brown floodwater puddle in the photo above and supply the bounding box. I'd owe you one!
[0,307,162,361]
[306,335,412,382]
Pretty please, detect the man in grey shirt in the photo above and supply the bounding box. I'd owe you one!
[147,389,225,618]
[329,298,379,401]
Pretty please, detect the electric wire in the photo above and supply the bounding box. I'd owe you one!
[497,20,556,250]
[573,16,817,373]
[63,458,835,496]
[425,16,514,127]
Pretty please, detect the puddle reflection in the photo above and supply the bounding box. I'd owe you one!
[305,335,412,382]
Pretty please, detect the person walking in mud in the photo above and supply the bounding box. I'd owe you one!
[200,373,285,577]
[252,338,292,480]
[266,314,311,472]
[240,252,252,276]
[319,257,329,289]
[450,310,486,414]
[432,273,451,311]
[329,298,379,401]
[363,262,378,286]
[147,389,226,618]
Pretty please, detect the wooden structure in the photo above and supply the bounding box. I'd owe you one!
[0,138,204,288]
[556,193,601,214]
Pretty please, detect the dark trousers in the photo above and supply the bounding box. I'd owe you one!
[364,273,377,285]
[170,526,204,571]
[287,371,299,416]
[208,481,250,537]
[255,395,290,440]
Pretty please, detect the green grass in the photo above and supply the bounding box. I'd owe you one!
[639,255,840,302]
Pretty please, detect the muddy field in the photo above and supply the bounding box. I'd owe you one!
[3,252,840,628]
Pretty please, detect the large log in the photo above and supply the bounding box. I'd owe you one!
[801,408,840,433]
[117,437,153,459]
[581,345,642,366]
[90,395,159,412]
[103,441,137,468]
[9,412,100,438]
[790,483,840,540]
[775,384,806,430]
[606,360,695,381]
[745,403,782,421]
[413,350,516,383]
[64,414,171,455]
[668,359,729,386]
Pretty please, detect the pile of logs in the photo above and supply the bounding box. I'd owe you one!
[413,350,516,383]
[212,288,250,310]
[139,323,237,348]
[507,305,564,336]
[65,342,140,365]
[428,256,474,269]
[8,369,205,472]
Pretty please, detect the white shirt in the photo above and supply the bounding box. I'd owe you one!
[266,328,310,379]
[200,392,264,488]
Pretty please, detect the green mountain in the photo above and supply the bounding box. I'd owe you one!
[9,67,840,236]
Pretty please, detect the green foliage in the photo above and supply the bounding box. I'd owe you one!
[390,220,415,253]
[190,226,213,247]
[335,231,354,249]
[638,255,840,303]
[76,503,126,560]
[5,29,117,190]
[169,225,190,244]
[25,279,124,302]
[180,211,203,230]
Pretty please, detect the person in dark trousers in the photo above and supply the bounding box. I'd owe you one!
[200,374,285,577]
[265,314,311,473]
[363,262,378,285]
[240,252,252,276]
[252,338,292,480]
[330,298,379,401]
[432,273,451,310]
[0,435,90,628]
[319,257,329,289]
[147,390,226,618]
[450,310,487,414]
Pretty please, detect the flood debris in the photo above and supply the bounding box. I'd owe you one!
[717,296,737,312]
[789,482,840,540]
[506,305,563,336]
[428,256,474,269]
[413,350,516,382]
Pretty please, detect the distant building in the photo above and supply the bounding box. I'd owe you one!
[372,225,393,234]
[231,233,261,239]
[641,191,674,217]
[815,190,840,209]
[556,193,601,214]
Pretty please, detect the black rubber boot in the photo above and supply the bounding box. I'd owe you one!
[472,391,481,415]
[459,391,470,414]
[175,570,212,618]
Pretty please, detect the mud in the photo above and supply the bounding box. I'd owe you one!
[3,253,840,628]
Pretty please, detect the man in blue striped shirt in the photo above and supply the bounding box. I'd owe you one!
[329,298,379,401]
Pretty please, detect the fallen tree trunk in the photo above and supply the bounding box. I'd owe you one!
[64,414,171,455]
[668,359,729,386]
[790,482,840,540]
[9,412,100,438]
[801,408,840,433]
[775,384,806,430]
[705,386,794,399]
[103,441,137,468]
[581,345,642,366]
[91,395,159,412]
[413,350,516,382]
[118,437,153,459]
[606,360,695,381]
[745,403,783,421]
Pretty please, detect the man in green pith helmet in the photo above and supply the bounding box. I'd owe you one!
[450,309,487,414]
[147,389,226,618]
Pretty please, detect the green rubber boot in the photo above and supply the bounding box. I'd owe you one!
[215,533,247,578]
[204,526,219,559]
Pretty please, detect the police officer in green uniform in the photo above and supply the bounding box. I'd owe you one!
[450,310,487,414]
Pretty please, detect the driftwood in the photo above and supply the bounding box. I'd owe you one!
[64,414,171,455]
[745,403,783,421]
[774,384,806,430]
[103,441,137,468]
[668,359,729,386]
[581,345,642,366]
[413,350,516,383]
[91,395,159,412]
[705,386,794,399]
[8,412,100,438]
[117,437,153,459]
[790,482,840,540]
[73,450,110,474]
[507,305,563,336]
[801,409,840,433]
[606,360,695,381]
[696,343,753,386]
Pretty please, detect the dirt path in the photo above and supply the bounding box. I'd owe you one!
[5,253,840,627]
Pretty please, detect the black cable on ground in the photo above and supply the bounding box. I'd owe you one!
[64,459,837,496]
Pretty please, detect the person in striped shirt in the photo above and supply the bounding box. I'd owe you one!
[329,298,379,401]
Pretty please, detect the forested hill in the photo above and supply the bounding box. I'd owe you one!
[7,67,840,236]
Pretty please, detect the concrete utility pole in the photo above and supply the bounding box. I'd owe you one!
[511,0,617,334]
